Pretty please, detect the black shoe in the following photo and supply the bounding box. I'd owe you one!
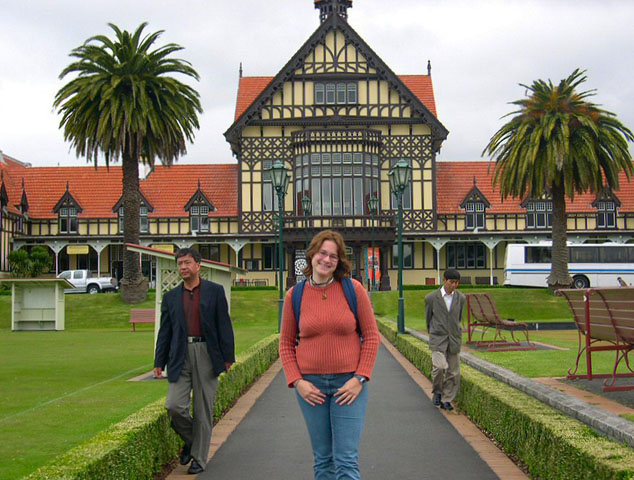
[179,445,192,465]
[188,460,204,474]
[432,393,441,407]
[440,401,454,411]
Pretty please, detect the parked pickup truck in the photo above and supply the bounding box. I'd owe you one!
[57,270,118,294]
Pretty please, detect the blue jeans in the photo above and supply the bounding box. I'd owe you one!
[296,373,369,480]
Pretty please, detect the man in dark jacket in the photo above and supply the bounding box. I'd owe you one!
[154,248,235,474]
[425,268,465,411]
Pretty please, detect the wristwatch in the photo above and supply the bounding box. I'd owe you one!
[354,374,367,384]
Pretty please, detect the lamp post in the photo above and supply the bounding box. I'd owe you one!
[302,194,312,248]
[367,194,379,296]
[389,159,412,334]
[269,160,290,332]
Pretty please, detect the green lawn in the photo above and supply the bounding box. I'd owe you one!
[372,286,573,333]
[0,289,278,480]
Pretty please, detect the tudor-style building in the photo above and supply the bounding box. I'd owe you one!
[1,0,633,285]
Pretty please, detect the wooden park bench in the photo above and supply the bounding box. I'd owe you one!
[466,292,536,351]
[556,287,634,392]
[129,308,156,332]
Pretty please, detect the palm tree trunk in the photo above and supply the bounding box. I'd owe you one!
[119,151,148,304]
[547,182,572,291]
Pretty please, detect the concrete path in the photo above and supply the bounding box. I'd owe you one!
[185,341,513,479]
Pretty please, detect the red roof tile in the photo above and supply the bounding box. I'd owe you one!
[436,161,634,214]
[234,74,437,121]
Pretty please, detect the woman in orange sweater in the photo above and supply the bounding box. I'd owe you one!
[279,230,380,480]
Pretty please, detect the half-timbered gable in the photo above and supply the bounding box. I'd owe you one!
[225,2,448,287]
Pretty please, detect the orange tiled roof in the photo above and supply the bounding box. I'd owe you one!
[436,161,634,214]
[234,77,274,121]
[234,74,437,121]
[0,157,238,219]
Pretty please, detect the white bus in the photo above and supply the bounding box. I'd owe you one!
[504,242,634,288]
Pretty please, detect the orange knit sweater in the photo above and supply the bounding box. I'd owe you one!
[279,278,380,388]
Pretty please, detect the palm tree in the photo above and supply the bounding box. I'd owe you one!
[54,23,202,303]
[483,69,633,290]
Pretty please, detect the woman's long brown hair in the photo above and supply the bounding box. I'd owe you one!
[302,230,352,281]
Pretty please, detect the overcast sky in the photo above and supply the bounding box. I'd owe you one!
[1,0,633,168]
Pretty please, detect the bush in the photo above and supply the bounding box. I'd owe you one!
[377,318,634,480]
[25,333,280,480]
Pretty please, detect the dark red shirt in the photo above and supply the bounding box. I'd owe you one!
[182,283,202,337]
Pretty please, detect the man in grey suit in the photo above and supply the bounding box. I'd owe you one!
[425,269,465,411]
[154,248,235,474]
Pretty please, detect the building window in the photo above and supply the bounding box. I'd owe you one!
[262,159,273,212]
[140,206,149,233]
[263,244,276,270]
[190,205,210,232]
[390,158,412,211]
[294,153,379,216]
[59,207,78,234]
[244,259,260,271]
[315,82,358,105]
[525,201,552,229]
[596,201,616,229]
[446,243,486,269]
[392,242,413,269]
[118,206,150,233]
[465,202,485,230]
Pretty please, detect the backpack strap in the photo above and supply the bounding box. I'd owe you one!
[293,277,360,337]
[341,277,360,334]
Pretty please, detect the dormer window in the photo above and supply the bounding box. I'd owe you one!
[525,201,552,229]
[465,202,485,230]
[118,205,150,233]
[596,201,616,228]
[315,82,357,105]
[190,205,210,232]
[60,207,78,234]
[139,206,149,233]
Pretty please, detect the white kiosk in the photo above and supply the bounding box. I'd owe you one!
[1,278,74,331]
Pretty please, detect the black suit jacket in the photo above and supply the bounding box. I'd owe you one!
[154,279,235,382]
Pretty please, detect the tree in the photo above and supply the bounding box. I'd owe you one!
[483,69,634,290]
[53,23,202,303]
[8,246,52,278]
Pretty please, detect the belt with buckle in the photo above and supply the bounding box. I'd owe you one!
[187,336,205,343]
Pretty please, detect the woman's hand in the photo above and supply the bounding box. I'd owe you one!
[334,377,363,405]
[296,379,326,406]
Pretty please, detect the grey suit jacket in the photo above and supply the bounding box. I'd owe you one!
[425,288,466,354]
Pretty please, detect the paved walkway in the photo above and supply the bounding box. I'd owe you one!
[169,337,526,479]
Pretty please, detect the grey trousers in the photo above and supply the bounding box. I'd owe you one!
[165,342,219,468]
[431,350,460,403]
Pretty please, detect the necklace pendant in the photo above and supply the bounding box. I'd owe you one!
[322,293,327,300]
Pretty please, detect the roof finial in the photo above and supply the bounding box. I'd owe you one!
[198,179,201,189]
[473,176,477,186]
[66,181,69,191]
[315,0,352,23]
[22,177,25,189]
[239,62,243,78]
[427,60,432,76]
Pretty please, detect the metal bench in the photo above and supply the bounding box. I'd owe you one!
[129,308,156,332]
[466,292,536,351]
[556,287,634,392]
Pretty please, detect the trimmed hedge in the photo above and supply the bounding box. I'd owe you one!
[377,319,634,480]
[25,333,280,480]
